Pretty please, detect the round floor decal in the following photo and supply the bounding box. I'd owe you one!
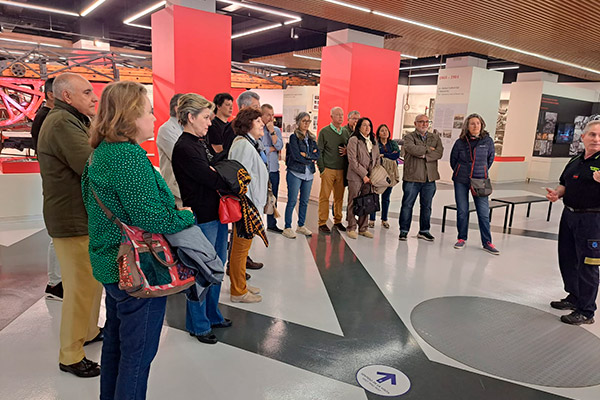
[356,365,411,397]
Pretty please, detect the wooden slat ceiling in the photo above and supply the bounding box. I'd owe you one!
[250,0,600,80]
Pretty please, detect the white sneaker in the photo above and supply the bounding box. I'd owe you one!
[231,291,262,303]
[282,228,297,239]
[347,230,358,239]
[296,226,312,236]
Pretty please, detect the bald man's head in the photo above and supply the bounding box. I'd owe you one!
[53,73,98,117]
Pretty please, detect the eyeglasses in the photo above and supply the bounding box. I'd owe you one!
[416,120,430,124]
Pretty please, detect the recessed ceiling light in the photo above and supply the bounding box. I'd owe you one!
[489,66,519,71]
[124,1,166,25]
[0,1,79,17]
[249,60,286,69]
[409,72,439,78]
[293,54,322,61]
[81,0,106,17]
[217,0,300,20]
[321,0,370,13]
[399,63,445,71]
[0,37,62,48]
[232,23,283,40]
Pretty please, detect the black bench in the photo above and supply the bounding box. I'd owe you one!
[442,200,510,233]
[491,195,552,228]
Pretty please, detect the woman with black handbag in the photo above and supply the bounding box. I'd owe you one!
[449,113,500,255]
[346,117,380,239]
[82,82,195,399]
[171,93,232,344]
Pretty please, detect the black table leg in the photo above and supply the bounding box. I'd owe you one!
[526,202,531,218]
[547,202,552,222]
[489,208,493,222]
[509,204,515,228]
[503,205,509,231]
[442,207,447,233]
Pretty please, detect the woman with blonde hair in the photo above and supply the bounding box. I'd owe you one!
[172,93,232,344]
[82,81,195,399]
[282,112,320,239]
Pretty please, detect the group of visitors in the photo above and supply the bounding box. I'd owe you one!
[32,71,600,400]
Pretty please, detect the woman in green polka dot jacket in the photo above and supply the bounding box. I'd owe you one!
[82,81,195,399]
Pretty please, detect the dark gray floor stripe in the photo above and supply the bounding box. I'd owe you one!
[164,206,568,399]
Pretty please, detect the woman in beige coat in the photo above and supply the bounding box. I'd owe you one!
[346,117,380,239]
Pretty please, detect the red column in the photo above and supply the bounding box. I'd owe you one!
[150,5,231,164]
[318,43,401,137]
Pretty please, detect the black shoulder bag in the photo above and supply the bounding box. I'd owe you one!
[468,139,493,197]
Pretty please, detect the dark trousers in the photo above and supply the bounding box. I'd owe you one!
[370,186,393,222]
[558,209,600,318]
[399,181,436,233]
[267,171,280,228]
[100,283,166,400]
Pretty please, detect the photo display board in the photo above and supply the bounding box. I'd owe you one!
[533,95,599,157]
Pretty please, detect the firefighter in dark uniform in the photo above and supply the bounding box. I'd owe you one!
[547,120,600,325]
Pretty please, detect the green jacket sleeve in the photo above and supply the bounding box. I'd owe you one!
[114,149,194,234]
[425,135,444,163]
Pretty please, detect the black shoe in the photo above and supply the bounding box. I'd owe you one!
[212,318,232,329]
[319,224,331,234]
[399,231,408,241]
[84,328,104,346]
[550,298,576,311]
[246,256,263,270]
[267,226,283,234]
[334,223,346,232]
[190,332,218,344]
[45,282,63,301]
[560,311,594,325]
[417,231,435,241]
[225,267,251,280]
[59,357,100,378]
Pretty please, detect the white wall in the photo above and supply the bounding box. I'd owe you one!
[254,89,284,114]
[0,174,43,218]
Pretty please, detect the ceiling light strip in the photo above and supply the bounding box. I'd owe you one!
[0,0,80,17]
[126,23,152,30]
[283,18,302,26]
[409,72,439,78]
[490,66,519,71]
[322,0,370,13]
[81,0,106,17]
[399,63,445,71]
[217,0,300,20]
[232,23,283,40]
[124,1,166,24]
[371,9,600,76]
[119,53,147,59]
[401,54,418,59]
[293,54,322,61]
[0,37,62,48]
[249,60,286,69]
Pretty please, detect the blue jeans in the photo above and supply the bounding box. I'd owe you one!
[399,181,436,233]
[267,171,280,229]
[285,171,313,229]
[370,186,393,222]
[454,181,492,246]
[185,220,228,336]
[100,283,166,400]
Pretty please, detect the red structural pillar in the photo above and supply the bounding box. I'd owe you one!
[317,43,401,137]
[150,5,231,164]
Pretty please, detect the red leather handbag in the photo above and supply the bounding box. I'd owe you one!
[218,192,242,224]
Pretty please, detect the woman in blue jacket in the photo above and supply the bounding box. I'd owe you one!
[369,124,400,229]
[450,113,500,255]
[282,112,320,239]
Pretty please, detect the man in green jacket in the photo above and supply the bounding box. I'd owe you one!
[317,106,350,233]
[37,72,103,378]
[399,114,444,241]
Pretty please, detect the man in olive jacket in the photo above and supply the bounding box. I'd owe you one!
[37,73,103,378]
[399,114,444,241]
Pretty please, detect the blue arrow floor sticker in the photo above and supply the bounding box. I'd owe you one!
[357,365,410,397]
